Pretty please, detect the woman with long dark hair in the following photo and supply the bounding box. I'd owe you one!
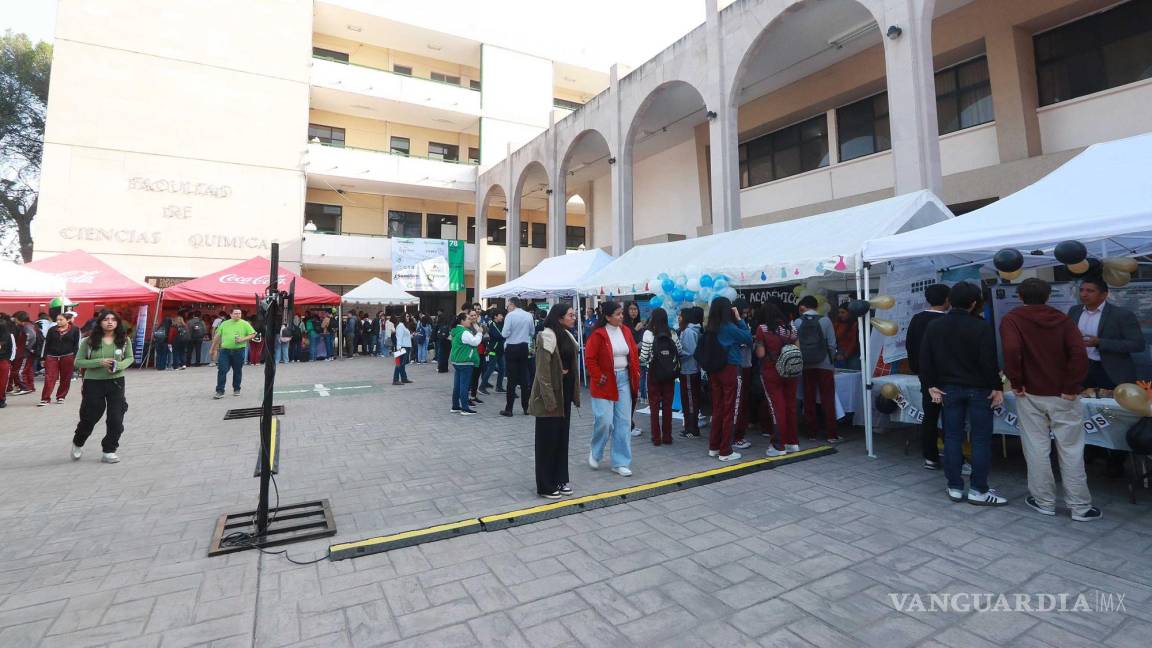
[0,313,14,408]
[638,307,681,445]
[154,316,172,370]
[678,307,704,437]
[622,301,645,432]
[705,296,753,462]
[71,310,133,463]
[584,301,640,476]
[393,314,412,385]
[755,301,800,457]
[40,312,80,406]
[449,310,483,414]
[529,303,581,498]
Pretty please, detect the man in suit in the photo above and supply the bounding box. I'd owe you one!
[1067,278,1144,389]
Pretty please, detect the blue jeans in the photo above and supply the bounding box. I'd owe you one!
[393,351,410,382]
[155,343,169,370]
[417,339,429,363]
[940,385,994,492]
[308,332,320,360]
[452,364,474,410]
[324,334,335,358]
[481,354,505,389]
[216,348,245,394]
[276,338,289,363]
[639,367,648,399]
[378,332,389,357]
[591,370,633,469]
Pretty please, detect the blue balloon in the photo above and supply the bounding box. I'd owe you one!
[661,278,676,294]
[648,296,663,309]
[657,272,670,281]
[683,290,696,302]
[699,274,714,288]
[713,278,729,292]
[671,288,685,302]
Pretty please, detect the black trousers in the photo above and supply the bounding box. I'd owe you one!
[535,400,572,494]
[437,339,450,373]
[921,383,942,462]
[471,353,486,396]
[505,343,530,413]
[73,378,127,453]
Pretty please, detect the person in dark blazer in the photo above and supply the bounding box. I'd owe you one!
[1067,278,1144,389]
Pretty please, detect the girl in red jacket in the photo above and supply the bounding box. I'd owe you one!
[584,302,640,476]
[754,302,799,457]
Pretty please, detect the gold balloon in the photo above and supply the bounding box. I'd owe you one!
[879,382,900,400]
[1103,257,1138,273]
[998,268,1023,282]
[1102,266,1131,287]
[793,285,806,296]
[870,317,898,336]
[1067,260,1091,274]
[868,295,896,310]
[1113,383,1150,414]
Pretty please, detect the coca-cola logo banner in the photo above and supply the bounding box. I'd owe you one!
[56,270,102,285]
[217,273,294,286]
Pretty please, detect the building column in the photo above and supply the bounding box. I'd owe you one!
[474,190,489,305]
[879,0,942,195]
[547,115,566,258]
[506,147,521,280]
[986,24,1042,163]
[609,63,634,255]
[705,0,741,233]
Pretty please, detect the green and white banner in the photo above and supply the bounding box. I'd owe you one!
[392,238,465,292]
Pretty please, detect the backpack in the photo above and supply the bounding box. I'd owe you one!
[797,316,830,366]
[693,330,728,374]
[188,318,206,340]
[152,324,167,343]
[650,334,681,382]
[25,323,44,355]
[176,324,190,343]
[775,343,805,378]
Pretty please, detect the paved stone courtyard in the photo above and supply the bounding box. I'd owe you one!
[1,358,1150,647]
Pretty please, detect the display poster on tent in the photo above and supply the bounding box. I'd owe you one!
[391,238,463,292]
[737,284,801,306]
[878,259,938,364]
[133,304,148,365]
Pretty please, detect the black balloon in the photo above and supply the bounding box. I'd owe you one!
[875,395,898,415]
[1054,240,1088,265]
[1068,257,1103,278]
[846,300,871,318]
[992,248,1024,273]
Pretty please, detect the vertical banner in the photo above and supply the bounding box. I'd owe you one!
[133,304,149,365]
[448,240,465,291]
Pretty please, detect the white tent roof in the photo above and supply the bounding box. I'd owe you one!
[341,277,419,305]
[863,132,1152,267]
[578,190,951,295]
[0,261,66,296]
[483,249,615,299]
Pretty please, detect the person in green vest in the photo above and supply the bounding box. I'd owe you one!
[71,310,134,464]
[449,310,483,415]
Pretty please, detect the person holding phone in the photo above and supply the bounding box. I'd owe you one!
[71,310,134,463]
[585,302,640,476]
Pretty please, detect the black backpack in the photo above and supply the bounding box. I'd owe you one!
[176,324,190,343]
[188,318,206,340]
[152,324,167,343]
[693,330,728,374]
[797,316,830,366]
[650,334,681,382]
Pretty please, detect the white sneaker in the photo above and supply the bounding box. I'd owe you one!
[612,466,632,477]
[101,453,120,464]
[71,445,82,461]
[630,427,642,437]
[718,452,742,462]
[733,440,751,450]
[708,450,719,457]
[947,488,964,502]
[784,444,800,453]
[588,453,599,470]
[967,489,1008,506]
[765,447,786,458]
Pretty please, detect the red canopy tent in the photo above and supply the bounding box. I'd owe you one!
[16,250,159,303]
[162,257,339,305]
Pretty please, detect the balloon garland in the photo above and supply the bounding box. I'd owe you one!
[992,240,1138,287]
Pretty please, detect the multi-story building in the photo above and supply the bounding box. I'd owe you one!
[33,0,1152,308]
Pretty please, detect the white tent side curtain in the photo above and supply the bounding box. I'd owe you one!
[577,190,952,295]
[482,249,615,299]
[341,277,420,305]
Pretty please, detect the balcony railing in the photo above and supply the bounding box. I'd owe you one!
[553,98,583,111]
[312,141,479,166]
[313,54,479,92]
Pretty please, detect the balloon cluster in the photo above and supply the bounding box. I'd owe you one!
[993,240,1137,287]
[842,295,899,337]
[647,272,738,311]
[1114,383,1152,416]
[791,280,832,316]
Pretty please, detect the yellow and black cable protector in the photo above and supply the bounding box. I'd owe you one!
[329,445,836,561]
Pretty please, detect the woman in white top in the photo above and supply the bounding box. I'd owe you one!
[393,316,413,385]
[584,302,641,476]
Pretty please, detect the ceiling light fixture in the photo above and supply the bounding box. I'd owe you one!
[427,43,443,51]
[346,24,362,32]
[827,21,878,49]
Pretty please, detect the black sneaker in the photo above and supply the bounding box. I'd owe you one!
[558,484,573,495]
[540,491,562,499]
[479,388,491,395]
[1071,506,1102,522]
[1025,496,1055,516]
[923,459,941,471]
[472,397,484,404]
[495,387,506,393]
[499,410,513,417]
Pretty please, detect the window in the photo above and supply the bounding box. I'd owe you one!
[470,79,482,91]
[532,223,547,249]
[428,142,459,162]
[935,56,994,135]
[387,210,422,238]
[393,64,413,76]
[837,93,890,162]
[308,123,345,147]
[430,72,461,86]
[488,218,507,245]
[553,98,582,111]
[565,226,586,250]
[739,114,828,187]
[1034,0,1152,106]
[427,214,458,240]
[305,203,341,234]
[520,222,530,247]
[468,147,480,164]
[312,47,348,62]
[390,136,410,156]
[467,217,476,243]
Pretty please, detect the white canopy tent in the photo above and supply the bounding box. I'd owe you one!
[863,132,1152,268]
[482,249,615,299]
[0,261,66,296]
[577,190,953,296]
[341,277,419,305]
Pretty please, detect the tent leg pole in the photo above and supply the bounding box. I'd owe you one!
[146,292,163,369]
[862,261,875,459]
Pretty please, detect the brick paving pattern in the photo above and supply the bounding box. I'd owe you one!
[0,358,1149,647]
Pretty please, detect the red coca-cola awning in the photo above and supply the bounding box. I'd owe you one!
[162,257,339,305]
[14,250,160,303]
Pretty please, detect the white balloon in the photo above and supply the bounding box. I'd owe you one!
[721,287,738,300]
[686,275,701,292]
